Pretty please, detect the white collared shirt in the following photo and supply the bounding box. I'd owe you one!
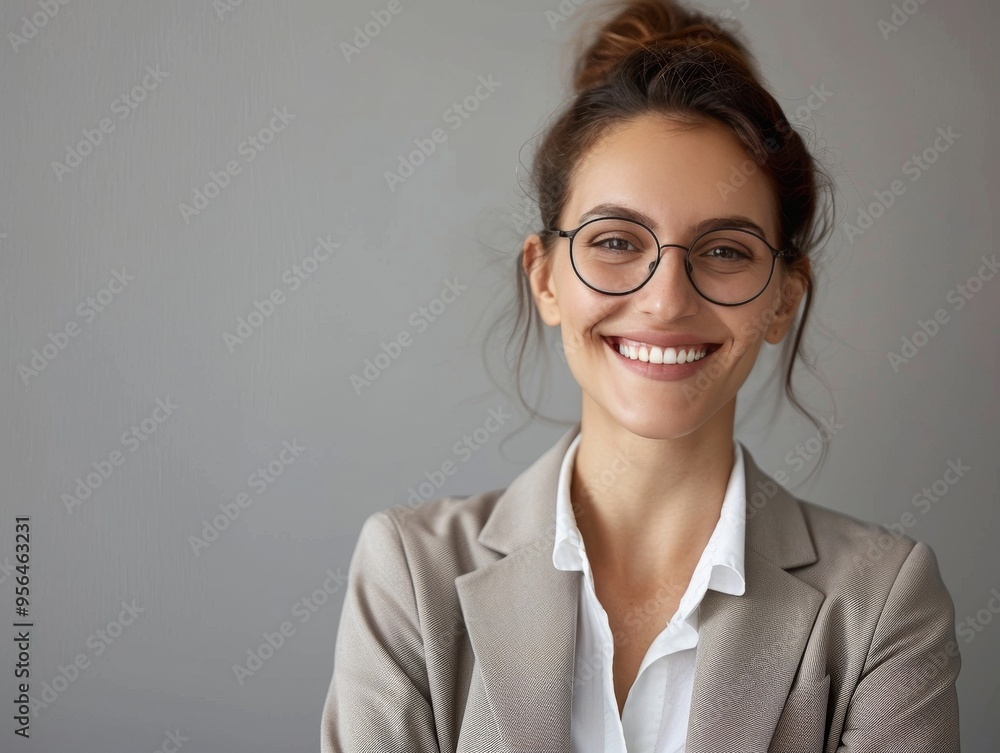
[552,430,747,753]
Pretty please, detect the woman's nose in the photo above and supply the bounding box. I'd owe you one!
[631,246,701,318]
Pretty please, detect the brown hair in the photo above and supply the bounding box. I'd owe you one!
[485,0,837,481]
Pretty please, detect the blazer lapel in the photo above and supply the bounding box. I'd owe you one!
[455,424,824,753]
[686,449,823,753]
[455,424,582,752]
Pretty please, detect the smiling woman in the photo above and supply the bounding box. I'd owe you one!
[320,1,962,751]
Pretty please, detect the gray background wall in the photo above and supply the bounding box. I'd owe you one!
[1,0,997,750]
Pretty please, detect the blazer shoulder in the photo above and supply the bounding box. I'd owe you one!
[790,496,948,598]
[779,496,961,675]
[369,488,509,578]
[795,497,921,557]
[382,487,506,542]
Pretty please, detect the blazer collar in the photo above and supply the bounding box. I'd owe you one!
[455,422,823,752]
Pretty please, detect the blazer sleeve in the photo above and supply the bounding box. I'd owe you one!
[836,540,961,752]
[320,510,440,753]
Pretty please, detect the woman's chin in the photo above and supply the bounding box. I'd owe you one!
[596,405,712,441]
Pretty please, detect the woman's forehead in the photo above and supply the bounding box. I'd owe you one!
[564,116,780,237]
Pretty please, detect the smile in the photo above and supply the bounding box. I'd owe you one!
[604,336,721,365]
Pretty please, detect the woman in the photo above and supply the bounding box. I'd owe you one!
[321,1,961,751]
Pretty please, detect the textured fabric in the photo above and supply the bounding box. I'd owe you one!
[552,431,747,752]
[320,422,961,753]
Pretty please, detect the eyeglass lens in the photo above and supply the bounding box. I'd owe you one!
[570,218,775,302]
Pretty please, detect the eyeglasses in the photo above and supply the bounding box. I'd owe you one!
[542,216,797,306]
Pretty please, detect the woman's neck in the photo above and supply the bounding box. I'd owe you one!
[570,401,737,585]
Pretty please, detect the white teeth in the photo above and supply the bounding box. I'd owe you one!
[616,341,708,364]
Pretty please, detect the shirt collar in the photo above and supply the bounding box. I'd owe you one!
[552,428,746,597]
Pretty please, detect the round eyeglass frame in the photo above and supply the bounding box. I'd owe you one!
[541,215,798,306]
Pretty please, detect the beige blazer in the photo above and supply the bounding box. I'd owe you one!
[321,423,961,752]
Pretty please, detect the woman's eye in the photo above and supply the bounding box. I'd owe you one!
[705,245,746,259]
[597,237,636,253]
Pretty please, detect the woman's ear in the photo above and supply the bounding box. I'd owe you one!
[523,233,561,327]
[764,259,809,344]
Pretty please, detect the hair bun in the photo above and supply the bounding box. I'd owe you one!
[569,0,755,93]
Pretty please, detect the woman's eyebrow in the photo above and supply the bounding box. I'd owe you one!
[690,216,767,236]
[578,202,658,227]
[578,202,767,237]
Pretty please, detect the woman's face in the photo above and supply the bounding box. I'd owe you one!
[524,113,806,440]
